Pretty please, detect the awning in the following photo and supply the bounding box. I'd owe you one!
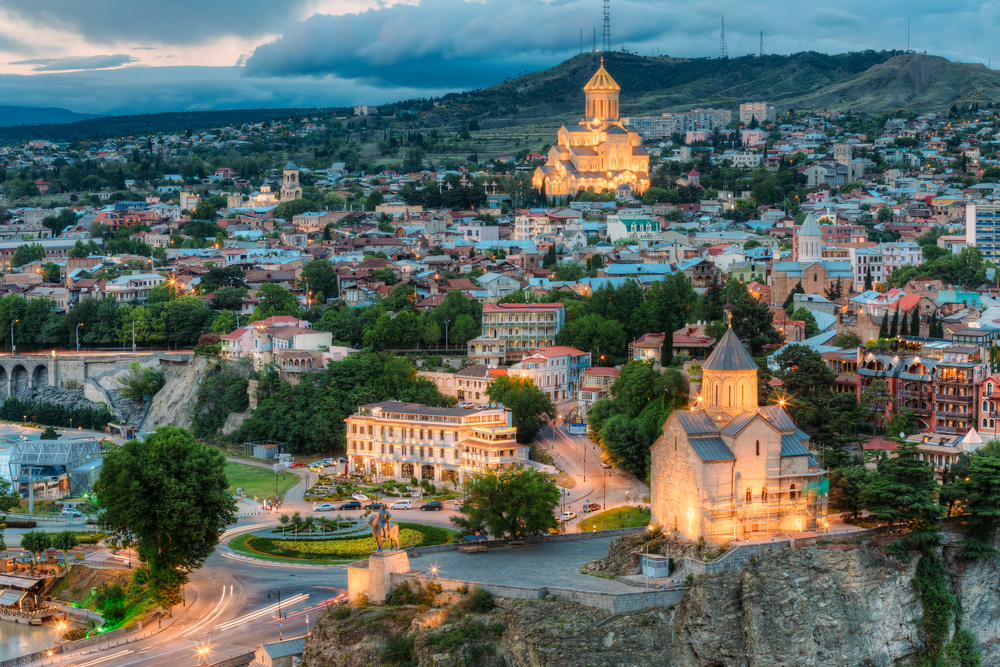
[0,589,26,606]
[0,574,41,589]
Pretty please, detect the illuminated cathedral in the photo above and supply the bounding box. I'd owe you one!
[532,58,650,197]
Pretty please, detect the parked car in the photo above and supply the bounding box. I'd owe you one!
[364,501,385,510]
[599,461,612,469]
[352,492,370,501]
[559,511,577,522]
[61,508,84,519]
[308,465,324,473]
[335,457,347,463]
[338,501,362,510]
[389,500,411,510]
[288,461,306,468]
[313,503,337,512]
[420,501,443,511]
[319,458,336,465]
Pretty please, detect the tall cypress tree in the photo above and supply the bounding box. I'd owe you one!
[889,306,899,338]
[928,311,939,338]
[660,332,673,367]
[899,309,909,337]
[910,309,921,336]
[879,309,890,339]
[864,265,873,291]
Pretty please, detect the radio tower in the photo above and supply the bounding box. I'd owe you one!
[719,15,728,59]
[602,0,611,52]
[759,30,763,57]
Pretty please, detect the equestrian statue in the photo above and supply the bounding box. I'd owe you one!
[368,507,401,551]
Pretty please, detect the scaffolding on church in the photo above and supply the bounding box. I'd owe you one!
[703,470,829,543]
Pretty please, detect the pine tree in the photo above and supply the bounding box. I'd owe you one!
[861,441,942,543]
[928,311,939,338]
[910,309,921,336]
[889,306,899,338]
[899,309,909,337]
[879,309,890,339]
[864,265,873,291]
[783,279,804,310]
[660,332,673,367]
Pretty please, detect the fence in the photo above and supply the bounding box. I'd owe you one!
[204,652,257,667]
[0,648,59,667]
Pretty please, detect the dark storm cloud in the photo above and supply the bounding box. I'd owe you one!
[10,54,138,71]
[3,0,314,44]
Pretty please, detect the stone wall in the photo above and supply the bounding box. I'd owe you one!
[683,541,790,576]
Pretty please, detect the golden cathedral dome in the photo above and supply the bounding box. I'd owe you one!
[583,57,621,92]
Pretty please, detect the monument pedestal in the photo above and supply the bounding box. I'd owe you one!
[367,550,410,602]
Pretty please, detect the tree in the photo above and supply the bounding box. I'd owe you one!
[729,280,782,356]
[456,467,559,539]
[830,331,862,348]
[95,426,237,613]
[824,278,844,301]
[819,392,868,467]
[861,441,942,543]
[117,362,165,401]
[864,265,873,291]
[889,306,899,338]
[299,259,338,303]
[586,398,621,445]
[556,314,626,364]
[610,362,671,418]
[877,207,894,222]
[42,209,77,237]
[541,245,557,269]
[551,260,583,282]
[41,263,60,284]
[830,466,875,520]
[274,198,316,220]
[790,307,820,338]
[878,310,890,339]
[860,379,891,432]
[783,280,804,310]
[20,531,51,573]
[68,239,102,258]
[899,309,909,338]
[600,414,650,477]
[50,531,80,572]
[961,452,1000,558]
[10,242,47,268]
[485,375,557,443]
[249,284,301,321]
[910,308,921,336]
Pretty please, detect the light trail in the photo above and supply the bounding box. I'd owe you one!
[73,650,133,666]
[214,594,308,631]
[179,585,233,638]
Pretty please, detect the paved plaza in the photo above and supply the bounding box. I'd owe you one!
[408,536,636,593]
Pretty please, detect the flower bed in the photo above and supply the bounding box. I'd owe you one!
[245,523,451,560]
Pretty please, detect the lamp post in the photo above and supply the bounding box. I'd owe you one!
[132,320,136,354]
[76,322,84,352]
[267,590,283,640]
[10,318,17,354]
[444,320,451,349]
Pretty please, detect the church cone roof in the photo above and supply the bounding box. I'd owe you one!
[702,327,757,372]
[284,161,299,170]
[798,213,822,237]
[583,58,621,93]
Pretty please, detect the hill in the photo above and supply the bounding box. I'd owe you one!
[0,105,103,127]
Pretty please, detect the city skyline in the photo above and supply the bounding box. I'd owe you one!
[0,0,997,114]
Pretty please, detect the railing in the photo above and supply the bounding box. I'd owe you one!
[937,376,972,385]
[935,426,970,435]
[936,395,972,403]
[898,389,933,399]
[936,411,972,419]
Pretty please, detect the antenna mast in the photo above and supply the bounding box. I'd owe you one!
[719,15,728,59]
[602,0,611,52]
[593,28,596,52]
[759,30,763,57]
[580,26,583,54]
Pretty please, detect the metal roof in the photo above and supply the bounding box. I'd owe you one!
[758,405,797,431]
[721,412,756,436]
[781,435,811,457]
[675,411,719,435]
[0,589,26,606]
[262,638,306,659]
[690,437,735,461]
[702,327,757,372]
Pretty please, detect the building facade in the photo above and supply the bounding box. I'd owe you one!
[651,328,828,543]
[966,203,1000,262]
[468,302,566,363]
[739,102,776,125]
[344,401,527,484]
[533,60,650,197]
[507,345,591,400]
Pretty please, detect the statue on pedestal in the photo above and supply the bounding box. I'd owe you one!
[368,507,401,551]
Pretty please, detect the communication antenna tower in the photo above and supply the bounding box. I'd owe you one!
[581,26,583,54]
[602,0,611,52]
[719,15,728,60]
[759,30,763,57]
[593,28,596,53]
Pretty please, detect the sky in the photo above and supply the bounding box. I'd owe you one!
[0,0,997,116]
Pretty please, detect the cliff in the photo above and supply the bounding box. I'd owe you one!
[143,355,210,430]
[303,535,1000,666]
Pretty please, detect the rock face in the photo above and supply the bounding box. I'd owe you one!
[144,356,210,431]
[303,541,1000,667]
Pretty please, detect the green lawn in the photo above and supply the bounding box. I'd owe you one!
[577,506,651,532]
[228,534,353,564]
[225,462,299,501]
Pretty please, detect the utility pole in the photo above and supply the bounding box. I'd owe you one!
[759,30,763,57]
[580,26,583,54]
[719,15,728,60]
[444,320,451,349]
[132,321,136,354]
[602,0,610,52]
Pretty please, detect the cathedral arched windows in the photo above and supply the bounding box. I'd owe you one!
[755,440,760,456]
[745,487,752,503]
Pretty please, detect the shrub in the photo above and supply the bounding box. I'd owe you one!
[245,523,451,560]
[463,587,494,613]
[3,520,36,528]
[331,606,351,620]
[63,627,88,641]
[381,634,417,667]
[386,580,441,606]
[116,362,166,401]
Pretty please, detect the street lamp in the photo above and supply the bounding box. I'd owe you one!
[10,318,17,354]
[444,320,451,349]
[267,590,284,640]
[76,322,84,352]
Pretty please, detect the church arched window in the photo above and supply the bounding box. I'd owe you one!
[762,486,768,501]
[756,440,760,456]
[674,435,677,451]
[746,487,752,502]
[715,385,719,405]
[789,484,796,500]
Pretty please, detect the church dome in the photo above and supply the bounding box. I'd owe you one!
[703,327,757,372]
[583,58,621,92]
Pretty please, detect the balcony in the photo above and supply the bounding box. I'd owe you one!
[936,395,973,404]
[936,410,972,419]
[935,426,971,436]
[937,376,972,385]
[898,389,933,399]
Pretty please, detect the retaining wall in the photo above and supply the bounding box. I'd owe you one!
[205,652,256,667]
[684,540,790,576]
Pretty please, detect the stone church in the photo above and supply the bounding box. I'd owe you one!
[650,327,828,543]
[532,59,650,197]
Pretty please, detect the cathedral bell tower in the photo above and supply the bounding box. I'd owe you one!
[584,58,621,124]
[699,327,759,420]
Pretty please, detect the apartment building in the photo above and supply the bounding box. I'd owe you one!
[965,203,1000,262]
[739,102,776,125]
[507,345,591,400]
[622,108,733,140]
[577,367,620,418]
[344,401,527,483]
[104,272,166,303]
[468,302,566,363]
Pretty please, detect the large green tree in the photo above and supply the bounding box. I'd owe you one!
[249,284,301,322]
[485,375,557,443]
[556,313,627,364]
[729,280,781,356]
[95,426,237,612]
[610,362,675,419]
[960,452,1000,558]
[455,467,559,539]
[829,465,875,520]
[861,441,942,544]
[600,413,651,477]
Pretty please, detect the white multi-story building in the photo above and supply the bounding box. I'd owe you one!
[877,241,924,277]
[344,401,526,484]
[104,272,166,303]
[731,151,762,169]
[469,302,566,363]
[739,102,776,125]
[967,203,1000,262]
[849,247,886,289]
[507,345,591,401]
[622,108,733,140]
[577,366,620,419]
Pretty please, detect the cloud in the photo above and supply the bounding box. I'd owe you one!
[3,0,318,45]
[0,66,456,115]
[10,54,138,71]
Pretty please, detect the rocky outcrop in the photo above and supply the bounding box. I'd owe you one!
[144,356,210,431]
[303,539,1000,667]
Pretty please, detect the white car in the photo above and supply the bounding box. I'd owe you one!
[389,500,411,510]
[312,503,337,512]
[61,508,84,519]
[600,461,612,469]
[559,511,577,522]
[352,493,370,501]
